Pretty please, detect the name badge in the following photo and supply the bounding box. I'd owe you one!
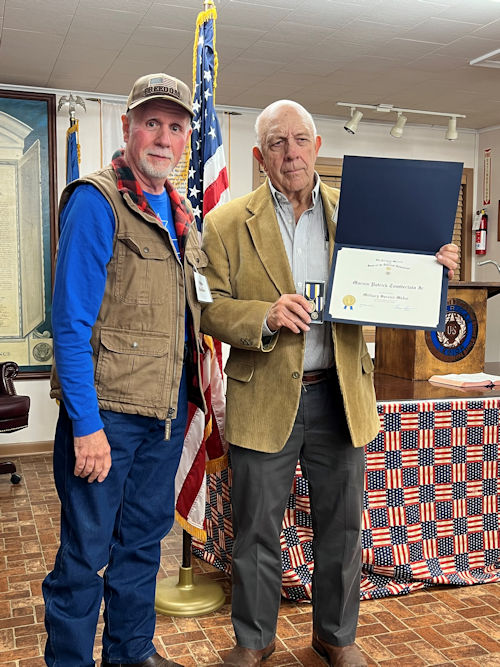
[304,281,325,324]
[194,272,213,303]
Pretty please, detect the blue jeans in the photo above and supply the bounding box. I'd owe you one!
[43,370,187,666]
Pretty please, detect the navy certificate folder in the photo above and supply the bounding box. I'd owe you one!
[325,155,463,330]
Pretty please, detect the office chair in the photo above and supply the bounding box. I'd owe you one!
[0,361,30,484]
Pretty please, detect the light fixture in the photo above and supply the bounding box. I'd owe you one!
[445,116,458,141]
[469,48,500,68]
[344,108,363,134]
[337,102,465,141]
[390,112,407,138]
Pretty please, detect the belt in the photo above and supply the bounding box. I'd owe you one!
[302,369,329,385]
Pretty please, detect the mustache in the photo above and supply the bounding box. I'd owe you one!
[145,150,174,159]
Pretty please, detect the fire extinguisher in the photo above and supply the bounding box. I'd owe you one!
[476,209,487,255]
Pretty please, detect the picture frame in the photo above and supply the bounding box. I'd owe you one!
[0,90,58,378]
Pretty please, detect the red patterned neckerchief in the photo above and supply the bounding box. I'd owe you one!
[111,149,193,260]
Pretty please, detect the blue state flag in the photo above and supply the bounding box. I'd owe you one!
[66,123,80,183]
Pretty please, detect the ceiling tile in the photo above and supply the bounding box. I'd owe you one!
[358,0,451,26]
[128,26,192,49]
[214,1,290,30]
[233,0,304,9]
[3,6,73,36]
[437,0,500,23]
[289,1,372,28]
[73,0,152,10]
[239,19,331,45]
[141,4,199,29]
[5,0,79,11]
[433,34,500,58]
[221,57,284,76]
[71,8,144,33]
[62,26,131,50]
[472,18,500,39]
[401,17,482,42]
[326,19,404,45]
[405,52,469,72]
[215,26,266,49]
[371,37,444,60]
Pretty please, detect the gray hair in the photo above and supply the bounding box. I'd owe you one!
[254,100,317,149]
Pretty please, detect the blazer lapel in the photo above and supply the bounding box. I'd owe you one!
[320,181,339,265]
[245,182,296,295]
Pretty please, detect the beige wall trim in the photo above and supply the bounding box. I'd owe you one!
[0,440,53,457]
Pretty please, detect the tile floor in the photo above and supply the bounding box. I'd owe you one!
[0,453,499,666]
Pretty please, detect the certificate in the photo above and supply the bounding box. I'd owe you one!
[325,155,463,331]
[327,248,444,329]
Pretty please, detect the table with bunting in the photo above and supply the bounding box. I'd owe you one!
[192,372,500,601]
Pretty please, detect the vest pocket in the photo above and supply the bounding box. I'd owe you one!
[95,327,170,407]
[115,234,174,305]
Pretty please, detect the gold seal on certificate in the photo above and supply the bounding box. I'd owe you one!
[304,281,325,324]
[342,295,356,310]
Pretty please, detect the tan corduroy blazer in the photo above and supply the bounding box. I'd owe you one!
[201,180,380,452]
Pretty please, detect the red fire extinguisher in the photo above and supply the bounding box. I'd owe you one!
[476,209,487,255]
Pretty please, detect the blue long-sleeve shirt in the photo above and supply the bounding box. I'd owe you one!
[52,184,178,437]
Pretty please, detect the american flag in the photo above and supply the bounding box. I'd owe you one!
[187,1,230,227]
[175,0,229,540]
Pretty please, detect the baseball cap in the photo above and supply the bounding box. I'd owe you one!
[126,73,193,117]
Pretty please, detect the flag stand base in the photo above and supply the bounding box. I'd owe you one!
[155,566,226,617]
[155,531,226,617]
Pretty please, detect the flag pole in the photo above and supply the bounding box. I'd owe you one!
[155,0,227,618]
[155,530,225,617]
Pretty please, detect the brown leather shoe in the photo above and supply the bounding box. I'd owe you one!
[312,633,366,667]
[221,639,275,666]
[102,652,182,666]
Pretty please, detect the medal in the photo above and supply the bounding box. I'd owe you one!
[304,281,325,324]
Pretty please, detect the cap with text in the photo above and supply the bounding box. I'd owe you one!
[127,73,193,117]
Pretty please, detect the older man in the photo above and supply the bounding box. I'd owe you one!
[200,100,459,667]
[42,73,206,667]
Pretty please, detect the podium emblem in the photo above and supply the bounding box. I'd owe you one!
[425,298,478,362]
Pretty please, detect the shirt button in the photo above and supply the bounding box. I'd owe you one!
[143,247,150,253]
[131,341,139,348]
[292,371,300,379]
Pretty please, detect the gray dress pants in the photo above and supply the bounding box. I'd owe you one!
[229,370,365,650]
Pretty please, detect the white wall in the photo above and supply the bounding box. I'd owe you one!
[476,128,500,363]
[2,91,486,447]
[220,110,476,199]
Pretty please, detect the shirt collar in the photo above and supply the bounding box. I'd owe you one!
[268,172,321,209]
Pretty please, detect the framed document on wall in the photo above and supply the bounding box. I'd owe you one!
[0,90,58,378]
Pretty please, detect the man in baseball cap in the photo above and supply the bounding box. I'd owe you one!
[127,72,193,116]
[43,72,203,667]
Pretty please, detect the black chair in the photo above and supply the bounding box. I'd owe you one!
[0,361,30,484]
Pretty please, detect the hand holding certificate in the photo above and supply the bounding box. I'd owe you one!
[325,156,463,331]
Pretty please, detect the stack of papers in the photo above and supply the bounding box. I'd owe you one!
[428,372,500,388]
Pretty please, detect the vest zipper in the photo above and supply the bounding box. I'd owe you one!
[165,260,182,440]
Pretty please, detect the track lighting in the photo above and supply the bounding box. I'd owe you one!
[344,108,363,134]
[337,102,465,141]
[445,116,458,141]
[390,112,407,138]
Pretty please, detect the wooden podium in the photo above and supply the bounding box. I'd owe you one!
[375,282,500,380]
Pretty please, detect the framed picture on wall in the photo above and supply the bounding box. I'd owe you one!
[0,90,58,378]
